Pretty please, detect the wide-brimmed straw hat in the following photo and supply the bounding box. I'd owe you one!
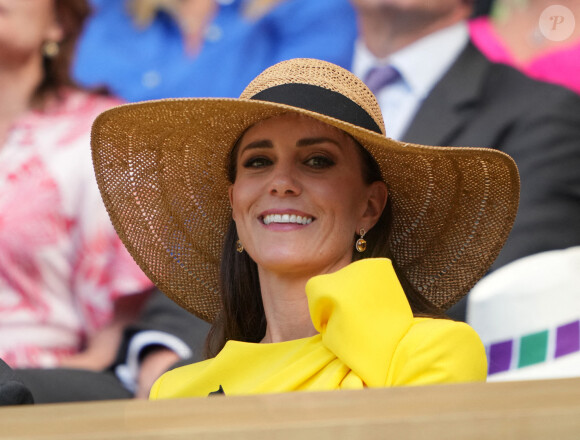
[91,58,519,322]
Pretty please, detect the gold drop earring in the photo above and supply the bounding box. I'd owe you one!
[236,239,244,253]
[355,228,367,253]
[42,40,60,58]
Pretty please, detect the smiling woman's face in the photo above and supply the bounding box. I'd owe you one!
[229,113,387,279]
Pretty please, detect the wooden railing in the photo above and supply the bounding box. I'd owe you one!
[2,377,580,439]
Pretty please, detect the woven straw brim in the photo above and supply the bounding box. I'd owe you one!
[92,98,519,322]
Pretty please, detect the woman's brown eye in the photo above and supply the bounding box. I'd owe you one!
[305,156,335,168]
[243,157,272,168]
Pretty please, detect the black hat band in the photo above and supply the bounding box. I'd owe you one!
[250,83,382,134]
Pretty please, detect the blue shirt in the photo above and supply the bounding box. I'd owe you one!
[74,0,357,101]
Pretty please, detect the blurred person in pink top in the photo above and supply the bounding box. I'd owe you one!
[0,0,153,371]
[469,0,580,94]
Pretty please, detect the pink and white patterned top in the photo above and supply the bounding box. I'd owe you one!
[0,89,153,368]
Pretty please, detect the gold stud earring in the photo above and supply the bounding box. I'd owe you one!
[42,40,60,58]
[236,240,244,253]
[355,228,367,253]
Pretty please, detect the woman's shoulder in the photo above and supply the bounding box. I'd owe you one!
[165,356,214,379]
[60,88,123,113]
[412,316,476,330]
[388,317,487,385]
[150,357,215,399]
[406,317,485,350]
[37,88,122,121]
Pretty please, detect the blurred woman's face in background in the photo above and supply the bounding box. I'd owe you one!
[0,0,63,66]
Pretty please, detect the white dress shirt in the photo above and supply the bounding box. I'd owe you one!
[352,21,470,140]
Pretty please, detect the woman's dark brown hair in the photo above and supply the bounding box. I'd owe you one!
[34,0,91,107]
[204,130,443,358]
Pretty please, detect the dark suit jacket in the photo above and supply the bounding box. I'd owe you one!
[400,43,580,318]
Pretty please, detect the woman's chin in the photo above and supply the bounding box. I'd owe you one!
[252,247,351,279]
[254,251,320,275]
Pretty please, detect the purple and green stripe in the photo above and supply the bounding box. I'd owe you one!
[487,319,580,375]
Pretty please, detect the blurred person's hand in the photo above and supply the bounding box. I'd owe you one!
[135,347,181,399]
[59,292,150,372]
[58,321,126,371]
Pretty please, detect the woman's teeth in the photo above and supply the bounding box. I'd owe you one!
[263,214,313,225]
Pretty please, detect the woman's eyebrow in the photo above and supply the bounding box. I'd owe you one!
[239,139,273,154]
[240,137,341,153]
[296,137,342,148]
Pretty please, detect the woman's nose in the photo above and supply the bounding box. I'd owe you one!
[269,163,301,196]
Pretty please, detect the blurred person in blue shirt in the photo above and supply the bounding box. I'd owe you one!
[73,0,357,101]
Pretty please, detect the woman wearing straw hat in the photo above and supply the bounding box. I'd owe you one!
[91,58,520,398]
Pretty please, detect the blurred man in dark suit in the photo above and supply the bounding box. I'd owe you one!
[349,0,580,319]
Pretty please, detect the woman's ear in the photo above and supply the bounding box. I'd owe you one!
[361,181,388,230]
[228,184,236,221]
[46,7,65,44]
